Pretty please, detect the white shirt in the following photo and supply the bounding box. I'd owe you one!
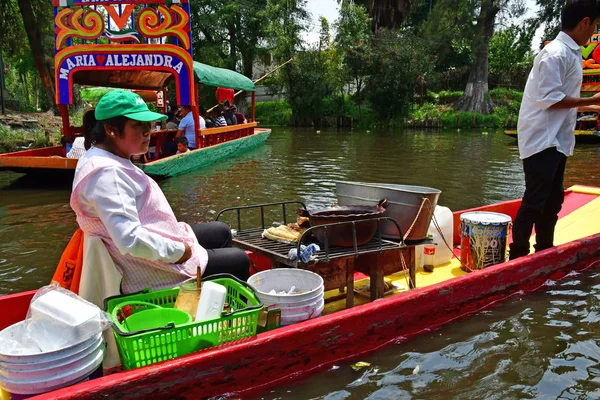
[517,31,582,159]
[66,137,86,159]
[74,147,186,263]
[200,116,206,130]
[178,112,196,148]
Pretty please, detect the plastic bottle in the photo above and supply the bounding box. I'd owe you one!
[427,205,454,266]
[195,281,227,322]
[423,242,436,273]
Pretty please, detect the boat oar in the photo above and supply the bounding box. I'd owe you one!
[206,58,294,113]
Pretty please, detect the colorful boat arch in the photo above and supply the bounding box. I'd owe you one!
[55,44,195,105]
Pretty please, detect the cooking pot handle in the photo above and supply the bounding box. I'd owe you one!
[378,199,389,209]
[298,208,310,217]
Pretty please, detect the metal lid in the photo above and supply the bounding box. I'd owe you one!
[459,211,512,224]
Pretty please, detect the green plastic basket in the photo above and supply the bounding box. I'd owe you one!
[104,274,263,370]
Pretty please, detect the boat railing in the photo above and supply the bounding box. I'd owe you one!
[200,122,257,147]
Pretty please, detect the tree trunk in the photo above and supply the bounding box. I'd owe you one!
[453,0,498,114]
[17,0,56,113]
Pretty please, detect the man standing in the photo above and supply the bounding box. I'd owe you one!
[510,0,600,260]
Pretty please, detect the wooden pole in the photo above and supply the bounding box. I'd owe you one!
[206,58,293,113]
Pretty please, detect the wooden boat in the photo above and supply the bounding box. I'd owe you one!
[504,128,600,143]
[0,0,270,179]
[2,185,600,399]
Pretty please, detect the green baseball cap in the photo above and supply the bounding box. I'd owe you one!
[95,90,167,122]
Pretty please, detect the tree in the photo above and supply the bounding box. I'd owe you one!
[488,22,536,87]
[365,29,435,119]
[287,50,333,125]
[16,0,56,112]
[264,0,309,105]
[335,2,372,113]
[319,17,331,51]
[352,0,418,30]
[453,0,502,114]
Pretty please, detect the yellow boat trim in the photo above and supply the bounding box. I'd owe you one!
[568,185,600,195]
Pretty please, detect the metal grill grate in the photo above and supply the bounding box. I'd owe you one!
[233,227,403,267]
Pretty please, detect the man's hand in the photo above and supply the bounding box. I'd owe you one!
[176,242,192,264]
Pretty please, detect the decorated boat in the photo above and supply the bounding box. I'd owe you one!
[505,34,600,143]
[0,0,270,179]
[2,185,600,399]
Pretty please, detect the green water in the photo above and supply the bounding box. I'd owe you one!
[1,128,600,398]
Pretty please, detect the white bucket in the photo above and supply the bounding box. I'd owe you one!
[248,269,325,326]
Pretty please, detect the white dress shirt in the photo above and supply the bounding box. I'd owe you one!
[517,31,582,159]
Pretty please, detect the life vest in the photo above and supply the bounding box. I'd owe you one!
[51,228,84,294]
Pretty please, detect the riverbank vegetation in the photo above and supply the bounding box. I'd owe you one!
[0,0,564,135]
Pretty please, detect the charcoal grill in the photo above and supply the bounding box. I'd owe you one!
[216,201,427,307]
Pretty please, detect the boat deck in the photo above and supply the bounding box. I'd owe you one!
[323,185,600,315]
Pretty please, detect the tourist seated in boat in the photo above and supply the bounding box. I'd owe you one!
[212,107,227,127]
[176,137,190,154]
[166,107,179,130]
[66,108,96,158]
[232,105,247,124]
[177,105,200,149]
[222,101,237,126]
[72,90,250,294]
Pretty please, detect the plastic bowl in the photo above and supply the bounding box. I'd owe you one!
[123,308,192,332]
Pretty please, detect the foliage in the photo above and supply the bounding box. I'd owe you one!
[365,29,435,119]
[335,2,372,109]
[437,90,464,104]
[0,125,51,153]
[286,50,335,124]
[488,23,536,88]
[255,100,292,126]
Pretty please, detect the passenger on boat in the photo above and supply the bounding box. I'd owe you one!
[66,108,96,158]
[222,102,237,126]
[175,105,197,149]
[72,90,250,294]
[176,137,190,154]
[232,105,247,124]
[510,0,600,260]
[212,107,227,127]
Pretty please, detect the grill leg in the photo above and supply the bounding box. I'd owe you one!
[345,259,355,308]
[370,266,385,301]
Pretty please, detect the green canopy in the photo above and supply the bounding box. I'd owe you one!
[193,61,255,92]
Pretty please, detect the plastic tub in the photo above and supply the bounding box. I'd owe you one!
[122,308,192,332]
[248,269,324,325]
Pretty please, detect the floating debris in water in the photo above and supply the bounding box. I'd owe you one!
[351,361,371,371]
[412,365,420,374]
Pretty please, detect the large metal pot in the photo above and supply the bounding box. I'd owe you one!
[298,199,388,247]
[336,181,441,241]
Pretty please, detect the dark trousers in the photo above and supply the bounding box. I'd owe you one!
[190,221,250,281]
[509,147,567,260]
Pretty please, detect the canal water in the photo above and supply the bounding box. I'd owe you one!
[1,128,600,398]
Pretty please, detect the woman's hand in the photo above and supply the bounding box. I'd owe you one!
[176,242,192,264]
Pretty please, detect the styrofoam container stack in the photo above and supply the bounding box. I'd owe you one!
[248,269,325,326]
[0,290,106,399]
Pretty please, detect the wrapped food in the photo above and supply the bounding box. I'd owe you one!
[262,225,303,244]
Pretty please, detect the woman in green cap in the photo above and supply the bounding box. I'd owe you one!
[71,90,249,294]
